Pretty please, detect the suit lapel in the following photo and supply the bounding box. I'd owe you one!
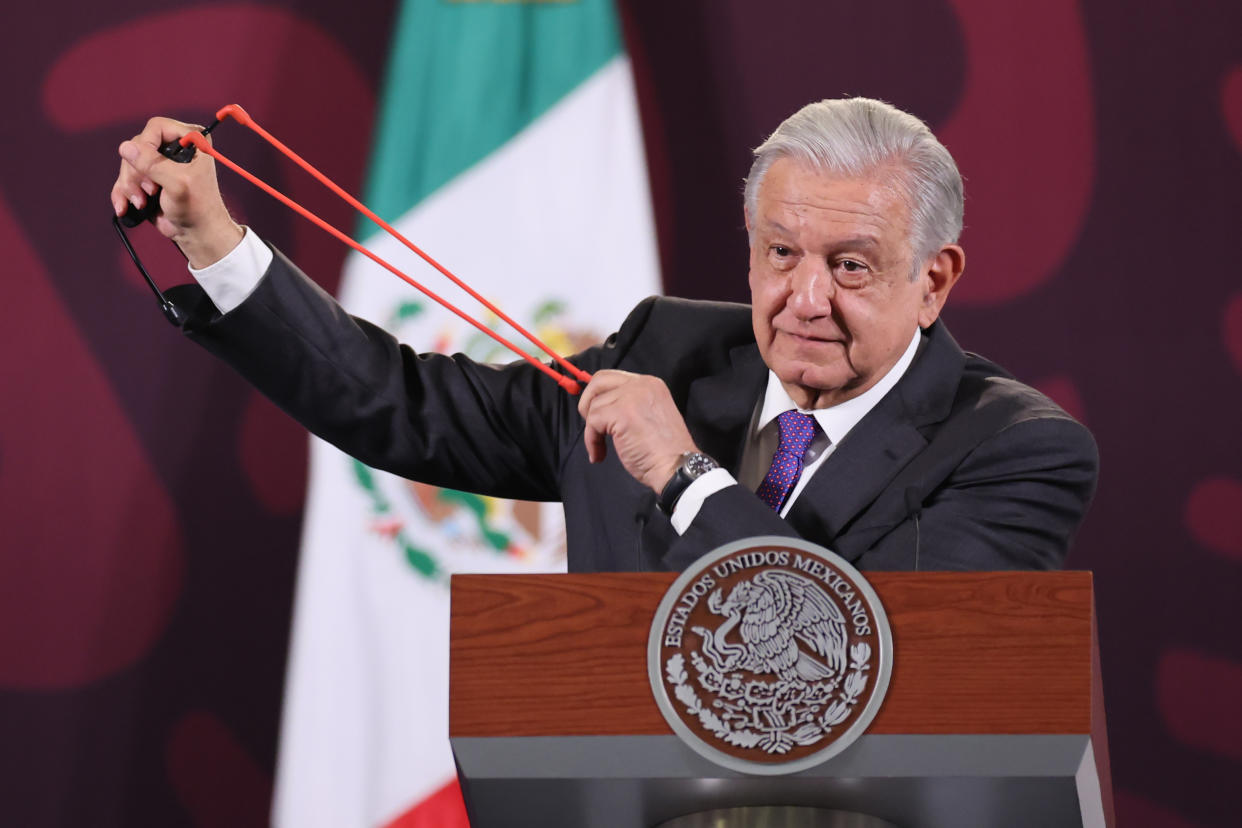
[785,322,966,550]
[682,342,767,475]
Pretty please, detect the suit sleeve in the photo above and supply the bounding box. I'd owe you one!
[661,485,801,570]
[855,414,1099,570]
[662,413,1098,573]
[167,246,620,501]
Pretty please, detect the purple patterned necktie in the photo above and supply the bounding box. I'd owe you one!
[756,410,819,512]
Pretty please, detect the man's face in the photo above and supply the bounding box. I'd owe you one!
[748,158,938,410]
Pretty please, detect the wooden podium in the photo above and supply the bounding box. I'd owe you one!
[450,571,1113,828]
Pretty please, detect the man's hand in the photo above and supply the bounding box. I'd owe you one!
[111,117,242,269]
[577,370,699,493]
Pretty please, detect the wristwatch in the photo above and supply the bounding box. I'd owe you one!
[658,451,720,515]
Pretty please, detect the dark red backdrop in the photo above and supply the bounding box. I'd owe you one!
[1,1,1239,825]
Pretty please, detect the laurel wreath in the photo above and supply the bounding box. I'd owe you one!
[819,642,871,731]
[665,641,872,755]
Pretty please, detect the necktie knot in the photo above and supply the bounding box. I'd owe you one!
[756,411,818,512]
[775,409,817,455]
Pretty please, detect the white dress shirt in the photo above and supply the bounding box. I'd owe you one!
[189,227,271,314]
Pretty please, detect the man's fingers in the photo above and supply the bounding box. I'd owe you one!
[113,154,144,215]
[577,382,597,419]
[118,138,168,181]
[576,369,698,491]
[110,179,132,215]
[583,423,606,464]
[580,374,633,465]
[112,174,146,213]
[578,370,620,413]
[138,116,202,149]
[111,115,240,262]
[118,117,201,183]
[579,378,614,465]
[116,131,203,220]
[112,117,202,217]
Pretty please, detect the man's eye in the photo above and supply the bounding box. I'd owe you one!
[767,245,797,270]
[835,260,870,285]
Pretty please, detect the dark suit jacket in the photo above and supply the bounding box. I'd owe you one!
[170,247,1098,573]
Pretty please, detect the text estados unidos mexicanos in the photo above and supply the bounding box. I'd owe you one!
[662,550,872,649]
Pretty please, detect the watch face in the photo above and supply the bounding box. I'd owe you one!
[684,452,718,478]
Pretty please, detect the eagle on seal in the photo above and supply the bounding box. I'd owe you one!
[694,570,849,682]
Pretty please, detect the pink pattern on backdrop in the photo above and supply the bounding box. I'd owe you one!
[1156,648,1242,761]
[0,193,184,689]
[1222,66,1242,153]
[167,711,271,828]
[44,3,377,299]
[1113,790,1200,828]
[240,389,308,515]
[940,0,1095,306]
[1184,476,1242,560]
[47,4,376,521]
[1223,292,1242,380]
[1032,374,1087,424]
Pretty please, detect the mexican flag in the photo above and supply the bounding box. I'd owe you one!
[271,2,660,826]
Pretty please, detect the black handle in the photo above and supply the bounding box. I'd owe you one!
[119,138,198,228]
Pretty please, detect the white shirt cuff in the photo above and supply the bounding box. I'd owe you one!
[669,467,736,534]
[187,227,273,315]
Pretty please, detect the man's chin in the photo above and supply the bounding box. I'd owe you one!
[775,364,858,405]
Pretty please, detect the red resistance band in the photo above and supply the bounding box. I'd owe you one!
[180,104,591,395]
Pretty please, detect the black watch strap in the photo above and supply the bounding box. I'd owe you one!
[658,452,720,515]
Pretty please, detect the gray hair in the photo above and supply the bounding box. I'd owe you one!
[744,97,963,279]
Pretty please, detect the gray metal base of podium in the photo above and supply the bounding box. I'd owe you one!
[452,733,1107,828]
[656,806,897,828]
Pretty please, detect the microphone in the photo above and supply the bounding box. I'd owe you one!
[904,487,922,571]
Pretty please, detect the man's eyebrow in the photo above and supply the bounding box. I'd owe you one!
[829,235,882,254]
[757,219,795,237]
[755,224,884,255]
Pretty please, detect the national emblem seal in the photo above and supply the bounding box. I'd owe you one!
[648,536,893,774]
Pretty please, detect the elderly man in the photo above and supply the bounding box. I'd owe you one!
[111,97,1097,572]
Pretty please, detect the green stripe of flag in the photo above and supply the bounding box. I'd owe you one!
[362,0,623,231]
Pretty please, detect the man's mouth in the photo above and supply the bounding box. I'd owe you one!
[777,329,842,345]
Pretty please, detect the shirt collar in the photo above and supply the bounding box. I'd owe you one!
[757,327,923,445]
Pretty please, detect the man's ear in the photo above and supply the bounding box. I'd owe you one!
[917,244,965,328]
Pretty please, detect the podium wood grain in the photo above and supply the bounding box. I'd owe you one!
[449,571,1095,738]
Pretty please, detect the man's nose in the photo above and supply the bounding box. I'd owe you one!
[787,261,834,318]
